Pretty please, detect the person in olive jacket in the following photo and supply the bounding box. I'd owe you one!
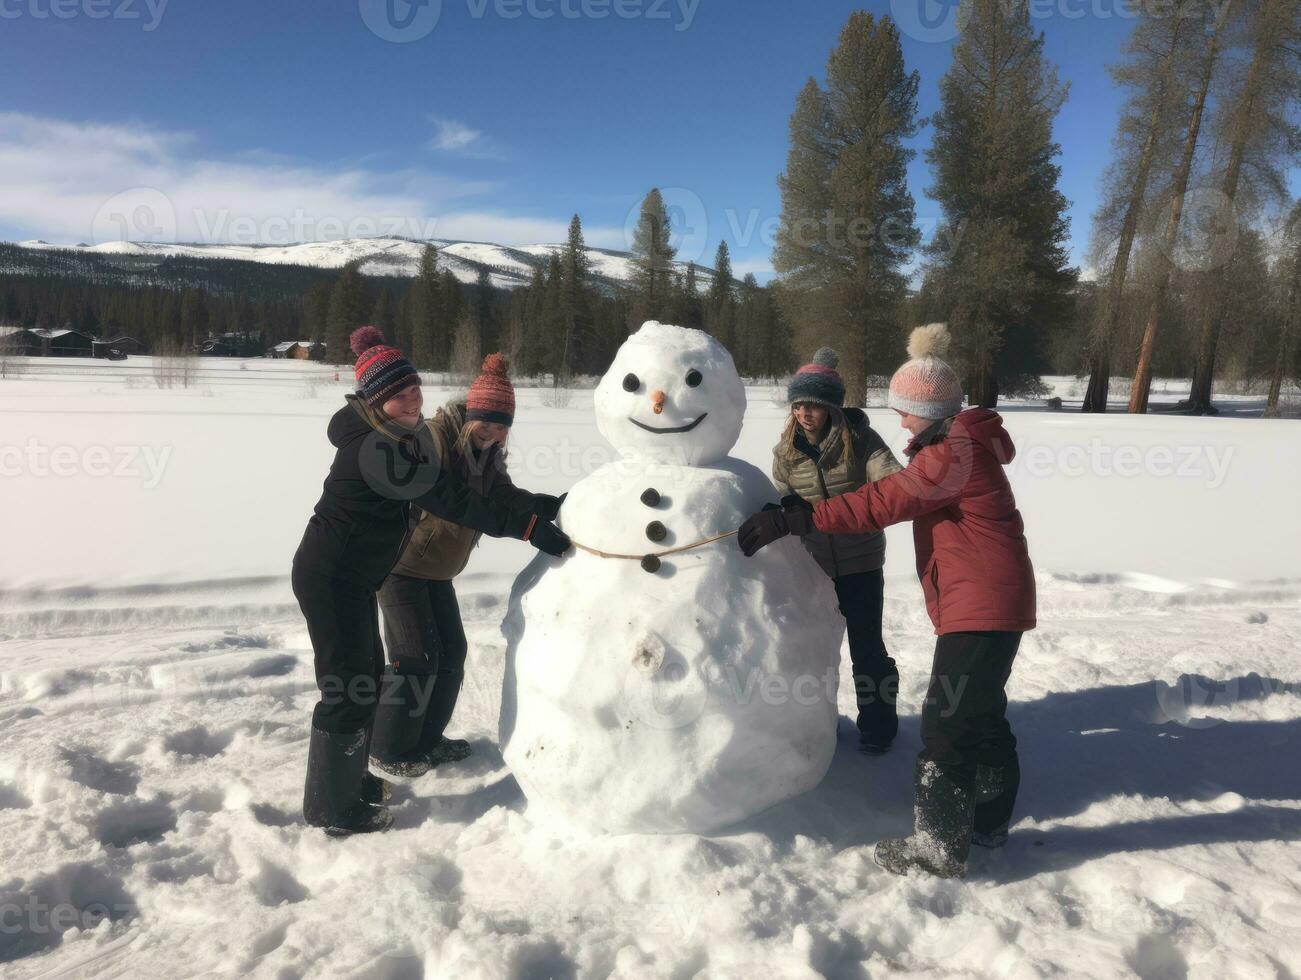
[770,348,905,754]
[292,327,569,836]
[369,354,563,778]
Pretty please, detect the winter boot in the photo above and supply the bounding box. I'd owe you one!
[859,734,893,756]
[971,757,1019,849]
[359,725,393,804]
[303,726,394,836]
[361,771,393,805]
[425,737,472,767]
[369,668,433,778]
[874,760,975,878]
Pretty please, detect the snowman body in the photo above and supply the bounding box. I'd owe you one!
[500,322,843,834]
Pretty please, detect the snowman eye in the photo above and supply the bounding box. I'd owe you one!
[685,369,703,388]
[622,373,640,393]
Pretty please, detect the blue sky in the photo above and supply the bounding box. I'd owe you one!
[2,0,1152,280]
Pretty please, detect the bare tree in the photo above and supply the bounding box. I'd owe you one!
[1128,1,1238,413]
[1265,203,1301,416]
[1186,0,1300,414]
[1082,0,1203,412]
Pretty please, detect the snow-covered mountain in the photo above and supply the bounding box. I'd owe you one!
[10,237,716,293]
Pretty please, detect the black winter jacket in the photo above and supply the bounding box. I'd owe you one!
[292,396,533,590]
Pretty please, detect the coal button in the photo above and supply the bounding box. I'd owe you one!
[645,521,667,543]
[640,488,661,508]
[640,555,662,573]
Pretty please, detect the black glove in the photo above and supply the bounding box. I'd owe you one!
[529,518,571,557]
[738,497,815,557]
[531,492,566,522]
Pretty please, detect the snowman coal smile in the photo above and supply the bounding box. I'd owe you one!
[628,413,708,434]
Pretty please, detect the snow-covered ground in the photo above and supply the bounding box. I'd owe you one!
[1,357,1299,978]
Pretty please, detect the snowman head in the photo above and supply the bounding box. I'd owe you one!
[595,321,745,465]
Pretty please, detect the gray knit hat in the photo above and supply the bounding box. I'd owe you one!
[787,348,845,408]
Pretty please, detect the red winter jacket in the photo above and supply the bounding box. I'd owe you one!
[812,409,1036,636]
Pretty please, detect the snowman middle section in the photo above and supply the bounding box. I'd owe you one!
[500,454,845,835]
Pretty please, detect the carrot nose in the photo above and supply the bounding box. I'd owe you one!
[651,390,666,415]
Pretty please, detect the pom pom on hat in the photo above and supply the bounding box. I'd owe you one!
[480,352,509,376]
[812,347,840,369]
[350,325,387,357]
[907,323,952,360]
[787,347,846,408]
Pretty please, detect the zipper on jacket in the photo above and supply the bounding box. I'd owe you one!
[930,563,941,630]
[814,463,841,578]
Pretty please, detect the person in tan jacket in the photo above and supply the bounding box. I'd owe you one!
[369,354,563,778]
[770,349,904,754]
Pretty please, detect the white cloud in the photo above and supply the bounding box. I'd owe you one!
[0,112,618,248]
[429,117,484,153]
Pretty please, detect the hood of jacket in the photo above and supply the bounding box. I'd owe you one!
[905,408,1015,466]
[953,408,1016,465]
[330,394,427,449]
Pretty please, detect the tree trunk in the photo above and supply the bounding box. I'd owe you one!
[1082,33,1181,414]
[1129,7,1229,414]
[1265,231,1301,417]
[1186,4,1272,416]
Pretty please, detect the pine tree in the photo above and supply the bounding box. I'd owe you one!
[774,12,921,406]
[474,267,495,350]
[304,280,331,345]
[518,263,548,376]
[409,244,442,370]
[450,310,482,386]
[922,0,1076,406]
[559,215,592,381]
[705,241,735,348]
[677,262,704,329]
[630,188,677,325]
[325,262,373,365]
[540,253,565,381]
[371,289,396,347]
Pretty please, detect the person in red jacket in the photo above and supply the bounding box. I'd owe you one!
[739,323,1035,878]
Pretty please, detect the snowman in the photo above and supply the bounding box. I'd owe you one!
[499,322,844,834]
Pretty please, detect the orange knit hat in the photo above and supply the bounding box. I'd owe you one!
[466,353,515,425]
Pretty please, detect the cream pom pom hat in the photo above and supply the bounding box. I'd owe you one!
[887,323,964,420]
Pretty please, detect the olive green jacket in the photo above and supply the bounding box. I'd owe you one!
[771,408,904,577]
[390,402,533,581]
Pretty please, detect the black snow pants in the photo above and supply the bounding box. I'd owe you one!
[370,573,469,762]
[915,630,1022,862]
[292,564,385,735]
[833,569,899,745]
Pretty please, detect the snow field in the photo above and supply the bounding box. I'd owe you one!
[0,365,1298,977]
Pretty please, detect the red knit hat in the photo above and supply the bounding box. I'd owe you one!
[466,353,515,426]
[351,326,419,406]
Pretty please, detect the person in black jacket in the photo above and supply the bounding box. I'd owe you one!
[292,326,569,836]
